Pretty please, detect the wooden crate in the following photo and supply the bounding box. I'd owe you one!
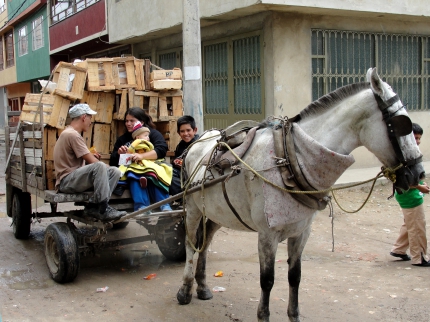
[85,58,116,91]
[43,126,57,161]
[112,57,137,89]
[52,62,87,100]
[150,79,182,91]
[154,119,181,152]
[45,160,56,190]
[20,94,71,129]
[134,59,145,90]
[158,90,183,120]
[92,123,111,154]
[81,91,115,124]
[113,89,128,120]
[133,90,159,120]
[150,68,182,81]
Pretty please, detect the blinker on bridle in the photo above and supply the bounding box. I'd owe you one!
[373,93,422,167]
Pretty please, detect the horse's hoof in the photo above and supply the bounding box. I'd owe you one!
[197,288,213,300]
[177,288,192,305]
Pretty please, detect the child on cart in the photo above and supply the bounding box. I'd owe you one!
[117,121,173,213]
[169,115,199,196]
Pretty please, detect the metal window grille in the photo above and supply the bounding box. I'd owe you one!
[203,41,229,115]
[18,26,28,56]
[51,0,100,24]
[202,32,264,128]
[312,29,430,110]
[32,16,44,50]
[158,50,183,70]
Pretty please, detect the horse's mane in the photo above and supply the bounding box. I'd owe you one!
[299,82,370,119]
[259,82,370,128]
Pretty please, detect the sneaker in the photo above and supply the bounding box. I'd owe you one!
[83,203,101,217]
[135,209,152,220]
[139,177,147,188]
[390,252,411,261]
[99,206,126,222]
[160,204,173,212]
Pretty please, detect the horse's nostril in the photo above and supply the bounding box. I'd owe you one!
[420,171,426,179]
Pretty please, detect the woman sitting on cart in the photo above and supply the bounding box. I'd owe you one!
[110,107,172,214]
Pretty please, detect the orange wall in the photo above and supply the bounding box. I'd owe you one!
[7,83,30,98]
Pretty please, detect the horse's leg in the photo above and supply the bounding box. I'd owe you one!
[287,226,312,322]
[195,219,221,300]
[177,205,202,305]
[257,232,278,322]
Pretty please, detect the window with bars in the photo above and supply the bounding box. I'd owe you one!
[0,36,3,70]
[312,29,430,110]
[32,16,44,50]
[18,26,28,56]
[158,50,182,70]
[51,0,100,24]
[202,31,264,126]
[5,31,14,68]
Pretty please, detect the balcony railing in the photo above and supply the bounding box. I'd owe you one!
[51,0,100,24]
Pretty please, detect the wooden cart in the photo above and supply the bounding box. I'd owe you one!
[4,123,187,283]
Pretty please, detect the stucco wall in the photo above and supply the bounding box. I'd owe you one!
[270,11,430,167]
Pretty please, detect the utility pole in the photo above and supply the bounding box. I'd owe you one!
[182,0,204,132]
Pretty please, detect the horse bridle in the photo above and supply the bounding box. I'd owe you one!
[373,93,422,170]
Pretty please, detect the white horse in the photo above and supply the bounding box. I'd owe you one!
[176,68,425,322]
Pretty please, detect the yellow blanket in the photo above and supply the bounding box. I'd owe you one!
[119,139,173,186]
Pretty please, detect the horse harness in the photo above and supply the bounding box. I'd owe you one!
[189,92,420,231]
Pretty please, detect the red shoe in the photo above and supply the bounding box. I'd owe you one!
[139,177,147,188]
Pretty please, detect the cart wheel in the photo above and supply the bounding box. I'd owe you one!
[156,220,186,261]
[44,222,80,283]
[11,189,32,239]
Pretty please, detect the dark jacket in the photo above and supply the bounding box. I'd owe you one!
[171,134,199,169]
[109,128,168,166]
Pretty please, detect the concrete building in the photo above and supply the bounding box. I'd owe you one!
[108,0,430,168]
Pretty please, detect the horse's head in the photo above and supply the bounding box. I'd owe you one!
[366,67,425,191]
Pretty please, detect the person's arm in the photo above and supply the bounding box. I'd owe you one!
[82,153,101,164]
[413,183,430,194]
[148,129,168,159]
[109,134,130,166]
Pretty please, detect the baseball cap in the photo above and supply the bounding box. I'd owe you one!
[69,103,97,118]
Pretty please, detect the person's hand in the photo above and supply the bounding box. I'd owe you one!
[118,145,128,154]
[173,158,183,167]
[93,152,101,160]
[417,183,430,194]
[131,153,144,162]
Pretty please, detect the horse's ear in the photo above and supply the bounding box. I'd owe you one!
[369,68,384,96]
[366,68,373,82]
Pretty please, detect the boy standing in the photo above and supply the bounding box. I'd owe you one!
[169,115,199,196]
[390,123,430,266]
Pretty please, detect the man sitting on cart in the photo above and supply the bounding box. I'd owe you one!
[53,104,126,222]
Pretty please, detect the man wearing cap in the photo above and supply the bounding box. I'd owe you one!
[53,103,126,222]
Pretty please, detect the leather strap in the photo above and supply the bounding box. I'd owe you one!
[222,180,256,231]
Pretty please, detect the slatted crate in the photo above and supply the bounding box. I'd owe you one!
[112,57,137,89]
[80,91,115,124]
[154,119,181,154]
[52,62,87,100]
[158,90,183,120]
[20,93,71,129]
[84,58,116,91]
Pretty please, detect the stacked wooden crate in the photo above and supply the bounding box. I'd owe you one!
[17,57,184,191]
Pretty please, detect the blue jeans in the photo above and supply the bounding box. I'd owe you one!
[129,179,170,211]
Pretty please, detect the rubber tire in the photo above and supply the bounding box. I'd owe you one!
[44,222,80,283]
[156,220,186,261]
[11,190,32,239]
